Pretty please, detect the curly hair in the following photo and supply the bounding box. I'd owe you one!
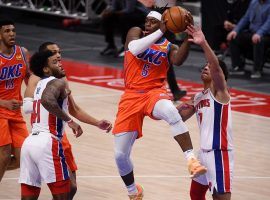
[30,51,54,78]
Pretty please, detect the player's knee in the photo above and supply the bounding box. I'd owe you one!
[153,100,181,124]
[165,106,181,125]
[115,150,129,164]
[115,150,133,176]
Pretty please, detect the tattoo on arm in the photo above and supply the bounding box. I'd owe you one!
[41,79,70,122]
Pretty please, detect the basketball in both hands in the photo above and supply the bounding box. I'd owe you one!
[163,6,191,33]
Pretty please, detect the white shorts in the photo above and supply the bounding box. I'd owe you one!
[193,149,234,194]
[19,132,69,187]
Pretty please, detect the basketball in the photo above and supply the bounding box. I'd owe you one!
[163,6,190,33]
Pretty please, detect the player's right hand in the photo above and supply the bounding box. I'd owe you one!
[160,10,168,33]
[68,120,83,138]
[2,99,22,110]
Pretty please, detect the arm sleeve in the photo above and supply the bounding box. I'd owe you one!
[128,29,163,56]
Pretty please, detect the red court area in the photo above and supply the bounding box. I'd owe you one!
[63,59,270,118]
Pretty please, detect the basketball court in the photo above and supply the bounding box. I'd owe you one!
[0,22,270,199]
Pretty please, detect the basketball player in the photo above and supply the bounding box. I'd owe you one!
[112,10,207,199]
[0,20,30,182]
[177,25,233,200]
[19,50,83,200]
[23,42,112,199]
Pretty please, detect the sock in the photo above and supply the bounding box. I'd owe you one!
[184,149,195,160]
[121,171,137,195]
[127,183,138,195]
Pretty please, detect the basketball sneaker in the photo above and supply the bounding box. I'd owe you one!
[128,184,144,200]
[188,157,207,178]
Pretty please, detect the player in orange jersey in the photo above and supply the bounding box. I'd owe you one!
[112,10,206,199]
[0,20,30,182]
[23,41,112,199]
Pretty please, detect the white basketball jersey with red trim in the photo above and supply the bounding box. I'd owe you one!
[194,88,233,150]
[31,76,68,139]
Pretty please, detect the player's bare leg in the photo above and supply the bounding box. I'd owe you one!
[213,192,231,200]
[0,144,12,181]
[69,171,77,199]
[7,147,21,170]
[52,193,70,200]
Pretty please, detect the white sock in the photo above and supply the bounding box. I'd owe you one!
[184,149,195,160]
[127,183,138,195]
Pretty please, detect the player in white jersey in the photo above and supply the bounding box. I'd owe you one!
[19,50,83,200]
[177,25,233,200]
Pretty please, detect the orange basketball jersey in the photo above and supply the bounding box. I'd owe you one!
[124,38,171,91]
[0,45,27,119]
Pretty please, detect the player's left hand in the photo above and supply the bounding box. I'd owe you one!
[186,25,206,46]
[97,120,112,133]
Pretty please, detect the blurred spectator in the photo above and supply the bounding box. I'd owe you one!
[100,0,148,57]
[201,0,228,51]
[227,0,270,78]
[224,0,251,32]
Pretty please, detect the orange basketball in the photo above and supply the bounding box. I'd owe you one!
[163,6,190,33]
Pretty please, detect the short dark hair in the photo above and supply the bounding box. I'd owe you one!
[38,41,56,52]
[30,51,54,78]
[0,20,15,28]
[218,59,229,81]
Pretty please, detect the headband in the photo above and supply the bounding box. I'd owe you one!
[147,11,162,21]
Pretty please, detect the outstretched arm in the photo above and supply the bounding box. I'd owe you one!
[186,25,230,103]
[68,94,112,133]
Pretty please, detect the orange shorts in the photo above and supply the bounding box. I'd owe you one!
[0,118,29,148]
[62,133,78,171]
[112,88,170,138]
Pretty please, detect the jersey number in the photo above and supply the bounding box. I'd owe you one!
[31,100,41,124]
[5,79,15,89]
[141,64,150,77]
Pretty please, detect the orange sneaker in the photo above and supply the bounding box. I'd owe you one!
[128,184,144,200]
[188,157,207,178]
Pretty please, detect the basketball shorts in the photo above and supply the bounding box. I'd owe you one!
[193,149,234,194]
[113,88,170,138]
[19,132,69,187]
[0,118,29,148]
[62,133,78,171]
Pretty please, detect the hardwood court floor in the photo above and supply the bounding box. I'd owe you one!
[1,81,270,200]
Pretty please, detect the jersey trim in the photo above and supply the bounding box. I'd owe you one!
[0,45,16,60]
